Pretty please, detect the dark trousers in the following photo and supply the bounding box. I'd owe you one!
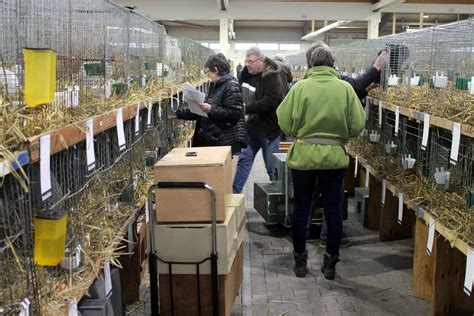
[291,168,345,256]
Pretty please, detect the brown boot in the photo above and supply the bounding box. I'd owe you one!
[321,252,339,280]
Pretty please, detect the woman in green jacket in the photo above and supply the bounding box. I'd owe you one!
[276,47,366,280]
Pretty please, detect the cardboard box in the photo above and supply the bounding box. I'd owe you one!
[154,146,232,222]
[228,194,246,248]
[159,244,243,316]
[155,206,238,275]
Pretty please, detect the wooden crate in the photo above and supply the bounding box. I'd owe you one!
[159,244,244,316]
[154,146,232,222]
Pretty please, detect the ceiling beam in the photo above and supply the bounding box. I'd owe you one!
[372,0,406,12]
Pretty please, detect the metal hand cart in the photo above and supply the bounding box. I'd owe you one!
[146,182,219,316]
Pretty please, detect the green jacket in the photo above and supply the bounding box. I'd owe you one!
[276,66,365,170]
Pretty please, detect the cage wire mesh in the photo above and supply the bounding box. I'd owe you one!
[0,0,213,314]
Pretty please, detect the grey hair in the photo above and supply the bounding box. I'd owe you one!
[309,47,335,68]
[274,53,285,62]
[305,40,329,67]
[246,46,265,60]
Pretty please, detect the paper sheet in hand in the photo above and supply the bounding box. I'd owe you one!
[242,82,256,106]
[183,82,207,117]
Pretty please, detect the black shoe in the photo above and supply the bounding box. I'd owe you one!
[293,250,308,278]
[321,252,340,280]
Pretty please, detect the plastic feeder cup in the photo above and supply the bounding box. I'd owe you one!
[112,83,128,95]
[84,62,105,76]
[34,211,68,266]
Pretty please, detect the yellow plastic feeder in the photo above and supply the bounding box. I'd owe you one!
[34,211,67,266]
[23,48,56,107]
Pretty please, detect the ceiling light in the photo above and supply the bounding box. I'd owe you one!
[423,15,429,18]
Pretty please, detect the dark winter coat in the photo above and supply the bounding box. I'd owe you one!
[341,66,380,100]
[240,57,285,141]
[176,74,247,152]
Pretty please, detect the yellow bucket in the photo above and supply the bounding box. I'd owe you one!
[23,48,56,107]
[34,212,67,266]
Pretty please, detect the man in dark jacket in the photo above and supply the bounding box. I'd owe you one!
[233,47,285,193]
[274,53,293,95]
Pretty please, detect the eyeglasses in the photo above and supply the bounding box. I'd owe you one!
[203,69,210,74]
[245,58,261,65]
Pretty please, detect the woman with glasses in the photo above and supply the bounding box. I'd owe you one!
[174,53,246,155]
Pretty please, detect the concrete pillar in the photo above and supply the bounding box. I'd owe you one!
[219,17,229,55]
[392,13,397,34]
[367,12,381,39]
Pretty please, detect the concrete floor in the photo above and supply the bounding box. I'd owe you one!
[127,152,431,316]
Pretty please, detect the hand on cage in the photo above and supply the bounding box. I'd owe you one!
[366,82,380,92]
[373,51,389,71]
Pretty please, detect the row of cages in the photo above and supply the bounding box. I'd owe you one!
[0,0,213,314]
[0,0,213,150]
[0,85,204,315]
[287,19,473,127]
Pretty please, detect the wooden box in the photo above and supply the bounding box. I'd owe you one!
[154,146,232,222]
[159,244,243,316]
[155,206,238,275]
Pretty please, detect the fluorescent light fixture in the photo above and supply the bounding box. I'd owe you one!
[423,15,429,18]
[302,21,351,41]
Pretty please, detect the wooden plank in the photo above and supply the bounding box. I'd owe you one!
[433,236,474,316]
[379,189,415,242]
[412,218,436,301]
[367,174,382,231]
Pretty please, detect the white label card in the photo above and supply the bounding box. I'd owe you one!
[364,97,369,119]
[135,102,140,136]
[378,101,383,127]
[170,87,174,109]
[354,156,359,178]
[145,200,150,224]
[394,106,400,136]
[426,218,435,256]
[158,99,162,119]
[86,119,96,171]
[421,113,430,150]
[104,260,112,296]
[147,101,153,127]
[365,166,370,187]
[398,193,404,224]
[450,122,461,165]
[116,108,126,151]
[381,179,387,205]
[464,249,474,296]
[68,299,78,316]
[40,134,52,201]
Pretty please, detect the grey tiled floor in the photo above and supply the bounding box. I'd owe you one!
[127,152,431,315]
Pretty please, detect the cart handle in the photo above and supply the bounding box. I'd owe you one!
[157,181,206,189]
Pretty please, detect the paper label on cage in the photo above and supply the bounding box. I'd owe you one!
[145,200,150,224]
[116,108,126,151]
[381,179,387,205]
[104,260,112,296]
[72,85,80,107]
[68,299,78,316]
[395,106,400,136]
[40,134,52,201]
[378,101,383,127]
[75,245,81,267]
[426,218,435,256]
[354,156,358,178]
[364,98,370,120]
[170,87,174,109]
[135,102,140,136]
[421,113,430,150]
[463,249,474,296]
[450,122,461,165]
[365,166,370,187]
[158,99,162,119]
[147,101,153,127]
[398,193,404,224]
[86,119,96,171]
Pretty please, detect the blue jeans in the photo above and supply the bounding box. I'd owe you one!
[232,131,280,193]
[291,168,345,256]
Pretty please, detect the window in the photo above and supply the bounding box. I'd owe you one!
[235,42,257,50]
[279,43,301,51]
[257,43,279,50]
[200,42,210,48]
[209,43,221,50]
